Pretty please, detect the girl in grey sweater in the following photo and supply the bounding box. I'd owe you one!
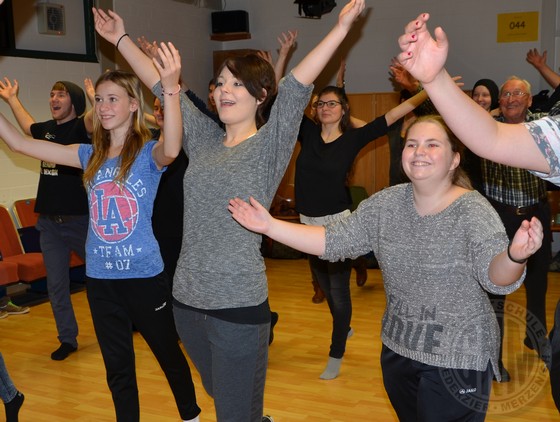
[93,1,366,421]
[229,115,544,421]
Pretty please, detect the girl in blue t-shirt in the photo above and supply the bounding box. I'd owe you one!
[0,45,201,421]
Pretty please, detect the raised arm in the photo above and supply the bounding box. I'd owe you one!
[0,78,36,135]
[526,48,560,89]
[274,30,298,83]
[488,217,543,286]
[92,8,160,89]
[385,89,427,126]
[0,112,81,167]
[81,78,95,134]
[291,0,365,86]
[397,13,549,173]
[151,42,183,169]
[229,196,326,256]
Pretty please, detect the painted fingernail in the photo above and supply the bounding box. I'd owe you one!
[411,34,415,39]
[408,52,412,56]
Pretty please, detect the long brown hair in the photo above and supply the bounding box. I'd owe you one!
[216,54,277,128]
[82,70,152,187]
[405,115,473,190]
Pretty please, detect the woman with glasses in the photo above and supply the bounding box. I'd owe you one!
[294,83,427,379]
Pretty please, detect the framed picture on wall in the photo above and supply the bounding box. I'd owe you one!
[0,0,97,62]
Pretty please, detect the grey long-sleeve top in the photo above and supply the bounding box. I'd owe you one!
[322,183,524,378]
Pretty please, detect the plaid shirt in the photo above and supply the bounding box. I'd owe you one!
[482,109,552,206]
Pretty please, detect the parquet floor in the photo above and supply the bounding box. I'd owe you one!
[1,258,559,421]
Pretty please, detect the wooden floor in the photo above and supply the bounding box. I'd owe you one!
[2,258,560,421]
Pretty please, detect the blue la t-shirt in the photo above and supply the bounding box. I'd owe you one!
[78,141,165,279]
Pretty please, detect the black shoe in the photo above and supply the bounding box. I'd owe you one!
[5,391,24,422]
[524,336,552,368]
[51,343,77,361]
[492,361,510,382]
[269,312,279,346]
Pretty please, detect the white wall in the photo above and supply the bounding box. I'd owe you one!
[0,0,558,209]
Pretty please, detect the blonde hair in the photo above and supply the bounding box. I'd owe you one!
[82,70,152,187]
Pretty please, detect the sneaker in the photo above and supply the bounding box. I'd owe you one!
[262,416,274,422]
[51,343,77,361]
[0,310,8,319]
[5,301,30,315]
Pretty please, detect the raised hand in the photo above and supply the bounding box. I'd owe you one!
[228,197,272,235]
[337,0,366,31]
[137,36,159,61]
[397,13,449,85]
[526,48,547,70]
[509,217,544,263]
[256,50,273,65]
[278,30,298,57]
[0,78,18,102]
[153,42,181,92]
[389,58,419,92]
[92,8,126,45]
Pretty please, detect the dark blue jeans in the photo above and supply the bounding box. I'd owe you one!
[308,254,352,359]
[36,214,88,347]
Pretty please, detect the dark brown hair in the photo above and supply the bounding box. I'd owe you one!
[216,54,277,128]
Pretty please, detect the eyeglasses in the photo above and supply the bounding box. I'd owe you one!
[312,100,342,109]
[500,90,528,99]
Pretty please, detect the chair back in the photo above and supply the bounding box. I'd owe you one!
[0,206,24,257]
[12,198,38,227]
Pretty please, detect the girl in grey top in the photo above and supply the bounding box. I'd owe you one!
[229,116,544,420]
[93,1,366,421]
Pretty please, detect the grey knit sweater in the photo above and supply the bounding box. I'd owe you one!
[322,183,524,378]
[153,73,312,310]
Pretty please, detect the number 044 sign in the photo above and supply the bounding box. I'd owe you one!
[497,11,539,43]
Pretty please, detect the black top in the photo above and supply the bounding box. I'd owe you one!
[295,114,388,216]
[30,117,90,215]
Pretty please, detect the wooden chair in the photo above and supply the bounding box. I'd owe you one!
[0,206,46,283]
[11,198,85,268]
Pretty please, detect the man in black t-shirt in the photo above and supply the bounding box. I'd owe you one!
[0,78,93,360]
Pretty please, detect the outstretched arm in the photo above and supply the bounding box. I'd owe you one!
[228,196,326,255]
[385,89,427,126]
[291,0,365,86]
[526,48,560,89]
[397,13,549,173]
[151,42,183,169]
[0,78,35,135]
[93,8,159,89]
[0,112,81,167]
[488,217,543,286]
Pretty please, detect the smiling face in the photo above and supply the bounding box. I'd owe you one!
[49,89,76,124]
[402,121,460,184]
[499,79,532,123]
[472,85,493,112]
[214,66,260,127]
[94,80,138,132]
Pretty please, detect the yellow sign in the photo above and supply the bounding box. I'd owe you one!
[497,12,539,43]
